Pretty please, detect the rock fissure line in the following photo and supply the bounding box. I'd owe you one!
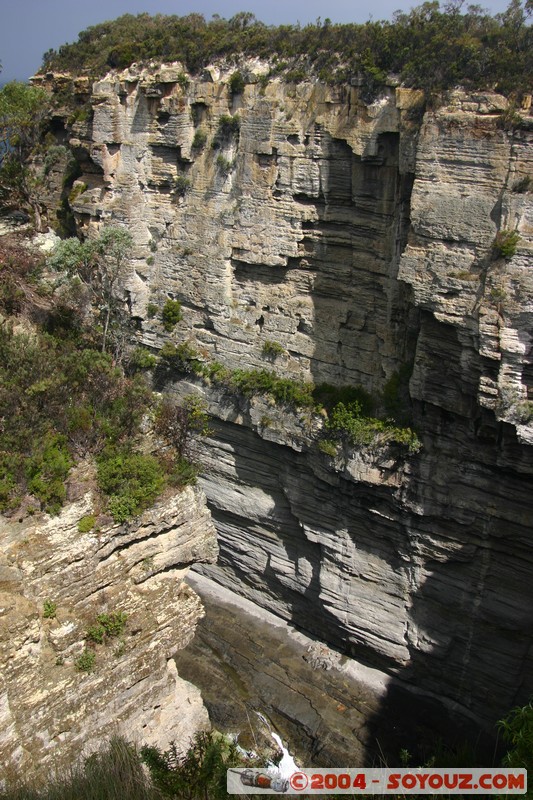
[32,66,533,734]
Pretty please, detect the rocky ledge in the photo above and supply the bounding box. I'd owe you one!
[0,481,217,783]
[34,64,533,731]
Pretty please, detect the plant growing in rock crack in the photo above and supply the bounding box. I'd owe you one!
[161,298,183,331]
[318,439,338,457]
[192,128,207,149]
[216,114,240,138]
[78,514,96,532]
[173,175,191,197]
[262,339,285,360]
[229,71,245,95]
[492,230,520,260]
[43,599,57,619]
[86,611,128,644]
[75,649,96,672]
[216,155,234,175]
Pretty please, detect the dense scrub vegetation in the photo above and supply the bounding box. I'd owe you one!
[0,82,50,227]
[0,233,207,520]
[0,733,244,800]
[158,344,421,454]
[40,1,533,96]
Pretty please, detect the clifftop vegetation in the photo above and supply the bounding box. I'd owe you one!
[40,1,532,96]
[0,231,207,520]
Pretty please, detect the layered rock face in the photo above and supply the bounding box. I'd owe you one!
[0,482,217,781]
[37,64,533,730]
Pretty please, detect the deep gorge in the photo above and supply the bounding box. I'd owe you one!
[1,57,532,778]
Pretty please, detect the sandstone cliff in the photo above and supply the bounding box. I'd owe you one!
[0,478,217,782]
[34,63,533,731]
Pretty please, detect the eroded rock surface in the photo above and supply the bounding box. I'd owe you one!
[0,483,217,782]
[36,66,533,731]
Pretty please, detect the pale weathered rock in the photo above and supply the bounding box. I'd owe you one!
[38,67,533,733]
[0,484,217,783]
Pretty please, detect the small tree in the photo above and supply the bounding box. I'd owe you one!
[0,81,49,229]
[96,226,134,353]
[49,226,133,354]
[155,395,210,460]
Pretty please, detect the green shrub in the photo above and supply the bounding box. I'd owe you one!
[146,302,158,318]
[318,439,338,457]
[499,697,533,774]
[493,229,520,260]
[0,457,22,512]
[216,155,234,175]
[162,298,183,331]
[43,599,57,619]
[159,340,203,374]
[173,175,191,197]
[97,450,166,523]
[97,611,128,637]
[262,339,285,360]
[216,114,240,137]
[166,456,199,487]
[43,144,68,175]
[192,128,207,149]
[326,401,421,452]
[229,71,245,95]
[86,623,106,644]
[78,514,96,532]
[26,433,72,515]
[129,346,157,372]
[227,368,314,408]
[75,649,96,672]
[177,72,189,89]
[141,730,244,800]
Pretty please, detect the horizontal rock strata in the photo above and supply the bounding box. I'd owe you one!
[0,483,217,782]
[36,65,533,730]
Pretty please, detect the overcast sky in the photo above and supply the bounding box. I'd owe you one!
[0,0,514,85]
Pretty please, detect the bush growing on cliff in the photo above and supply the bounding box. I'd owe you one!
[49,226,134,354]
[141,730,244,800]
[326,401,421,453]
[492,229,520,260]
[154,395,210,484]
[162,298,183,331]
[158,341,203,375]
[261,339,286,360]
[39,3,533,98]
[226,368,315,408]
[97,450,166,523]
[213,115,240,149]
[0,81,50,226]
[192,128,207,149]
[228,70,245,95]
[26,433,72,515]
